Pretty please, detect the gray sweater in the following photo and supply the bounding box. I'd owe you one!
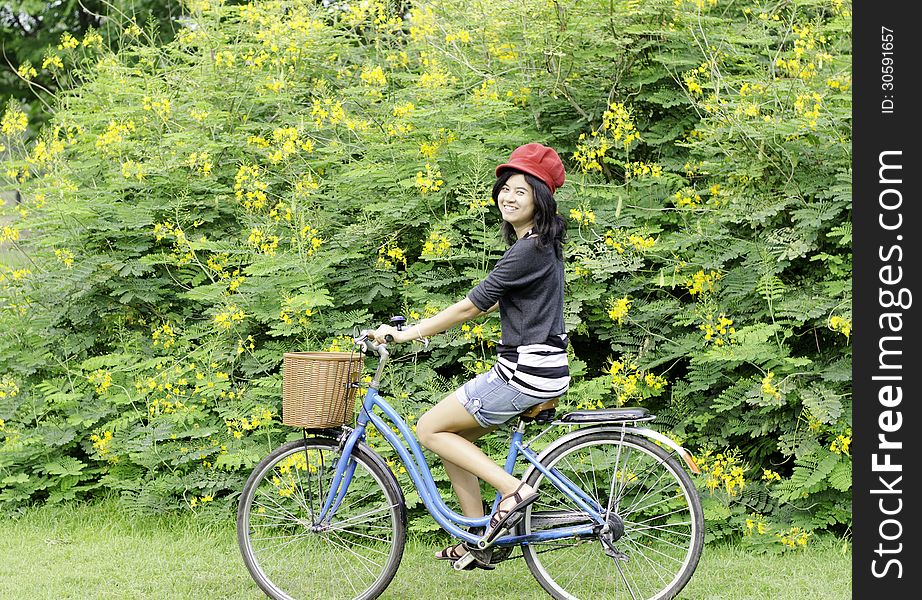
[467,234,566,347]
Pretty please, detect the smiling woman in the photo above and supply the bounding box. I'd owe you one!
[370,142,570,562]
[495,172,535,234]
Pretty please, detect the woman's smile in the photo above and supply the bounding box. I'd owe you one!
[497,173,535,236]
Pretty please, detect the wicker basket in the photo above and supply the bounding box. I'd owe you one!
[282,352,363,429]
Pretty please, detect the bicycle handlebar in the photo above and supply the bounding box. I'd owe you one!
[355,331,387,356]
[355,326,428,356]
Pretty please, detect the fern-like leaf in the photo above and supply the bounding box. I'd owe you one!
[828,459,852,492]
[756,274,785,304]
[801,384,843,424]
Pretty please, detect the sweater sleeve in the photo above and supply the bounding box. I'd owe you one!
[467,240,542,311]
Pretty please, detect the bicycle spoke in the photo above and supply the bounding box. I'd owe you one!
[625,520,693,539]
[622,492,684,520]
[618,530,686,566]
[622,531,688,562]
[325,529,388,574]
[326,502,398,531]
[626,506,693,528]
[326,526,393,554]
[316,534,365,597]
[618,460,672,516]
[252,529,315,565]
[614,555,641,600]
[609,446,631,515]
[252,486,305,522]
[293,456,320,519]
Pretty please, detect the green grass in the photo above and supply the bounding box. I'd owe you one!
[0,501,851,599]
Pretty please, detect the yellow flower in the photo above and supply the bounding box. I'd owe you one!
[761,372,782,400]
[685,269,721,296]
[95,120,135,153]
[1,226,20,244]
[58,32,80,50]
[673,188,703,208]
[392,102,415,118]
[360,65,387,87]
[234,165,269,211]
[627,234,655,250]
[214,51,235,66]
[0,377,20,399]
[624,161,663,179]
[776,527,811,550]
[415,163,444,194]
[569,207,595,226]
[214,305,244,330]
[698,450,746,496]
[445,29,471,44]
[88,369,113,394]
[828,315,851,339]
[1,106,28,136]
[81,30,103,49]
[607,296,631,325]
[16,62,38,80]
[830,430,851,455]
[762,468,781,482]
[421,231,451,258]
[142,96,172,120]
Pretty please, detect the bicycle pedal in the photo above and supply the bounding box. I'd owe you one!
[452,551,476,570]
[477,514,523,549]
[452,547,495,571]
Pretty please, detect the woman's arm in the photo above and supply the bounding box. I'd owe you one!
[371,297,487,343]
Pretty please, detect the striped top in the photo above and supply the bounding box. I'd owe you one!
[494,334,570,398]
[467,232,570,398]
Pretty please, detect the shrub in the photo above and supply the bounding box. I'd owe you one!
[1,0,851,547]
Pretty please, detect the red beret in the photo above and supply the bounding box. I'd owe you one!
[495,143,565,194]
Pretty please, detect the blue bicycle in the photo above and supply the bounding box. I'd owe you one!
[237,332,704,600]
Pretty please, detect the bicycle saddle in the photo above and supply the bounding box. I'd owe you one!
[519,398,559,423]
[557,407,653,423]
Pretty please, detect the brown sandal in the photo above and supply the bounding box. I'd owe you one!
[435,527,495,570]
[435,542,495,570]
[435,542,467,561]
[482,482,539,545]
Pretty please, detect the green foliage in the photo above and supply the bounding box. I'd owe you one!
[1,1,180,133]
[1,0,851,550]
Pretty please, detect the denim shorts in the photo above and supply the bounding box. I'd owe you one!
[455,369,547,428]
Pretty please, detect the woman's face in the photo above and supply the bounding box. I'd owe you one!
[496,173,536,233]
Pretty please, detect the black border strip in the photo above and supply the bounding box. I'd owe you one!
[853,1,919,596]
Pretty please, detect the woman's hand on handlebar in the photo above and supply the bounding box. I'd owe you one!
[369,324,407,344]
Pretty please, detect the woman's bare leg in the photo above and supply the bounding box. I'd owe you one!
[417,394,533,510]
[441,426,494,517]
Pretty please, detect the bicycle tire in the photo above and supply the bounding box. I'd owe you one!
[237,436,407,600]
[521,429,703,600]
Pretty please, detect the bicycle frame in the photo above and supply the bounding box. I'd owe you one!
[316,386,608,548]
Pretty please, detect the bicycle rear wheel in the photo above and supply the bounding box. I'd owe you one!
[237,437,406,600]
[522,430,703,600]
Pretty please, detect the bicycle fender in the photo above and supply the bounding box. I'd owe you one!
[521,425,700,485]
[632,427,701,474]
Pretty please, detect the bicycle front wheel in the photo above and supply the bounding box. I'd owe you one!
[522,430,703,600]
[237,437,407,600]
